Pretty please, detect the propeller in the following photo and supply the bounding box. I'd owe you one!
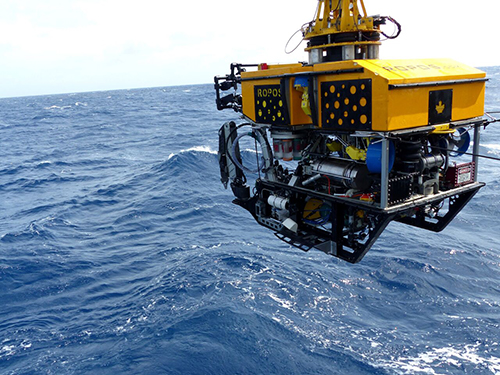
[448,127,471,156]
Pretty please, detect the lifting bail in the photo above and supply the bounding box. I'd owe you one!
[303,0,384,63]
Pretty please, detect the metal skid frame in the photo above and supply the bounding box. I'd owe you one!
[219,118,486,263]
[256,180,399,263]
[242,177,483,263]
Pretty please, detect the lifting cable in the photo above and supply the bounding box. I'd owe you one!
[284,28,305,55]
[447,149,500,163]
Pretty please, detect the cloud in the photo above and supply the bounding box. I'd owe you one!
[0,0,497,97]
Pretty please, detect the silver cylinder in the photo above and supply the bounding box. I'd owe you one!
[367,45,379,59]
[302,174,322,186]
[311,159,372,191]
[419,154,445,171]
[342,45,355,60]
[267,195,289,210]
[309,49,323,64]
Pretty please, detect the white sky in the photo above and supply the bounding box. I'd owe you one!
[0,0,498,98]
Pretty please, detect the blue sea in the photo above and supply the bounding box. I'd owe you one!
[1,67,499,375]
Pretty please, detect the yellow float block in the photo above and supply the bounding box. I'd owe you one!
[240,58,486,132]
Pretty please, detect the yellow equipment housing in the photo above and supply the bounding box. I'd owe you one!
[241,58,486,132]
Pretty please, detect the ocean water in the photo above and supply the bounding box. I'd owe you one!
[1,67,499,375]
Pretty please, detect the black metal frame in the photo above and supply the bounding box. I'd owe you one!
[232,177,484,263]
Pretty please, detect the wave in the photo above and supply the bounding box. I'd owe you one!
[378,343,500,374]
[157,146,219,180]
[167,145,217,161]
[44,105,73,110]
[482,143,500,156]
[1,84,499,375]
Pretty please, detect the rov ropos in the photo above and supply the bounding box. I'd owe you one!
[214,0,493,263]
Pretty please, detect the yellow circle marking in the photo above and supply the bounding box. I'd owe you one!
[360,97,367,107]
[338,119,343,126]
[330,113,335,119]
[344,98,349,105]
[263,101,267,108]
[350,86,357,95]
[330,85,335,94]
[334,101,340,109]
[360,115,367,124]
[353,105,358,112]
